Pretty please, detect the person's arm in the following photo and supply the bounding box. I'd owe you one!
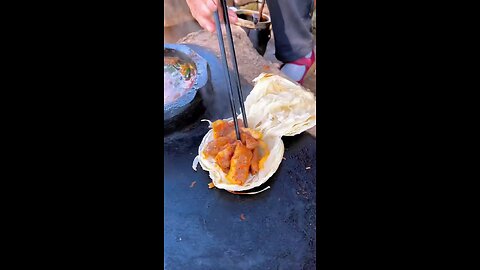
[186,0,238,33]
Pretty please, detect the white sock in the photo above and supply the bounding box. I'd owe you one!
[281,51,312,82]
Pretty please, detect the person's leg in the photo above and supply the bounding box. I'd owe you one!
[265,0,315,83]
[266,0,314,62]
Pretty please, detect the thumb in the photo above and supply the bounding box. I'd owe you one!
[228,9,238,23]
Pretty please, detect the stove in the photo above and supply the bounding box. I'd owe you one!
[164,44,316,270]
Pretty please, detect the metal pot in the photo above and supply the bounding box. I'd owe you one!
[233,9,271,56]
[164,44,210,133]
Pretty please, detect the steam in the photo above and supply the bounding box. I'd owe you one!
[199,73,232,120]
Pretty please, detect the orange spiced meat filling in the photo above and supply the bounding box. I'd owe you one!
[203,120,269,185]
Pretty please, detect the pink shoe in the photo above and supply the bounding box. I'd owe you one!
[280,49,316,85]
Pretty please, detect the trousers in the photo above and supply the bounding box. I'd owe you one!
[265,0,315,62]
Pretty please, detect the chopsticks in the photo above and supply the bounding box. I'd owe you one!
[254,0,266,24]
[213,0,248,140]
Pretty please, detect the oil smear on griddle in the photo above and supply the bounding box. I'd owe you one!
[164,57,196,105]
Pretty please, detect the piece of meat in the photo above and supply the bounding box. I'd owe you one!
[203,136,235,158]
[225,126,260,148]
[257,139,270,170]
[250,147,260,175]
[212,120,244,138]
[226,129,238,141]
[240,127,262,140]
[215,143,235,173]
[240,131,259,150]
[212,120,230,138]
[236,119,244,128]
[227,142,253,185]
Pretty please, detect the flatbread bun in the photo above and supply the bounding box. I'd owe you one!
[192,73,316,193]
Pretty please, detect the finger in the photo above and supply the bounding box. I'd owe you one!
[193,3,217,31]
[205,21,216,33]
[218,13,238,24]
[198,17,216,33]
[206,0,218,13]
[197,1,216,18]
[228,9,238,23]
[215,4,238,24]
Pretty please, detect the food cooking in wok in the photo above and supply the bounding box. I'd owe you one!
[164,56,196,105]
[193,73,316,194]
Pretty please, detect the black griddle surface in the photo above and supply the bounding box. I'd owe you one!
[164,45,316,270]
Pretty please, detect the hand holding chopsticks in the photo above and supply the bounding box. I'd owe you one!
[185,0,238,33]
[213,0,248,140]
